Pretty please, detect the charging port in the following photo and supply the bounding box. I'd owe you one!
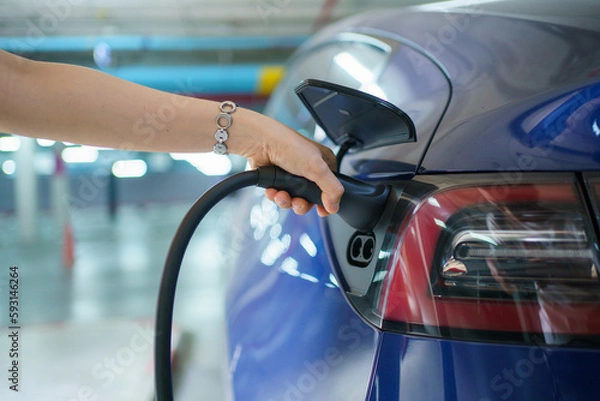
[348,232,376,267]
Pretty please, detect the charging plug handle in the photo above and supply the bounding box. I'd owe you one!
[155,166,391,401]
[257,166,390,232]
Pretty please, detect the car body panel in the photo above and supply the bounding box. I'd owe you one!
[265,20,451,179]
[294,5,600,175]
[368,332,600,401]
[225,3,600,401]
[225,199,378,400]
[417,14,600,173]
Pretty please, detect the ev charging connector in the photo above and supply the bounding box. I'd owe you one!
[154,166,391,401]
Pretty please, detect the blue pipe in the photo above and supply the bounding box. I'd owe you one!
[0,35,306,53]
[107,64,283,95]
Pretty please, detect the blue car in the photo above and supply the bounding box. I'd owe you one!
[224,2,600,400]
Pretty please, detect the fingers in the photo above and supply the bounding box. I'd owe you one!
[263,142,343,215]
[301,152,344,214]
[266,188,291,209]
[291,198,312,215]
[259,143,343,215]
[315,205,330,217]
[265,188,314,216]
[240,111,343,215]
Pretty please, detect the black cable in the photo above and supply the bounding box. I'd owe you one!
[335,138,358,170]
[154,169,259,401]
[154,166,390,401]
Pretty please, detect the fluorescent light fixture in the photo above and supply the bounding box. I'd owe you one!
[0,136,21,152]
[61,146,99,163]
[337,33,392,53]
[334,52,374,82]
[359,82,387,100]
[2,160,16,175]
[329,273,339,287]
[415,0,500,11]
[169,152,232,176]
[299,233,317,257]
[299,273,319,283]
[112,159,148,178]
[86,145,111,151]
[280,257,300,276]
[261,234,291,266]
[428,197,441,208]
[36,139,56,147]
[434,218,447,229]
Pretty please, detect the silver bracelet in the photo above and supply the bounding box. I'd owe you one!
[213,101,237,155]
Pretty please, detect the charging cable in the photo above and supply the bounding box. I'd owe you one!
[154,166,390,401]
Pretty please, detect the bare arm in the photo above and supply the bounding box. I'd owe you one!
[0,49,248,153]
[0,50,343,214]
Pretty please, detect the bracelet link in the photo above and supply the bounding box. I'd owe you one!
[215,128,228,143]
[213,101,237,155]
[216,113,232,130]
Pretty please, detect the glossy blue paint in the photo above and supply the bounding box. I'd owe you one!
[407,13,600,173]
[368,332,600,401]
[304,8,600,175]
[422,78,600,173]
[224,4,600,401]
[341,42,451,178]
[226,196,377,401]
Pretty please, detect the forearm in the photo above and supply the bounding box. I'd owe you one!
[0,50,344,213]
[0,51,260,153]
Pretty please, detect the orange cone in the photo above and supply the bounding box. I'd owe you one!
[62,221,75,269]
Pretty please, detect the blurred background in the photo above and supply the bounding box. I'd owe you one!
[0,1,436,400]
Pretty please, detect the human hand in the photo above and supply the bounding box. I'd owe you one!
[232,109,344,216]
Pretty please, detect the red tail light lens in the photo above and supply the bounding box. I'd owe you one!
[376,175,600,345]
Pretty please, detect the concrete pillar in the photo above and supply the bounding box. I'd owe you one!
[15,136,37,243]
[51,144,69,227]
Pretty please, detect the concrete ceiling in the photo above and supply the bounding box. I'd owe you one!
[0,0,435,37]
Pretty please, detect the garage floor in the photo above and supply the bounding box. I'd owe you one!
[0,200,236,400]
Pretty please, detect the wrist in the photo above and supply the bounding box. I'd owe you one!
[226,106,272,160]
[212,101,237,155]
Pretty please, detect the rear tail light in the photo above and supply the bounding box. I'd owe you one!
[585,173,600,228]
[435,192,595,300]
[369,174,600,346]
